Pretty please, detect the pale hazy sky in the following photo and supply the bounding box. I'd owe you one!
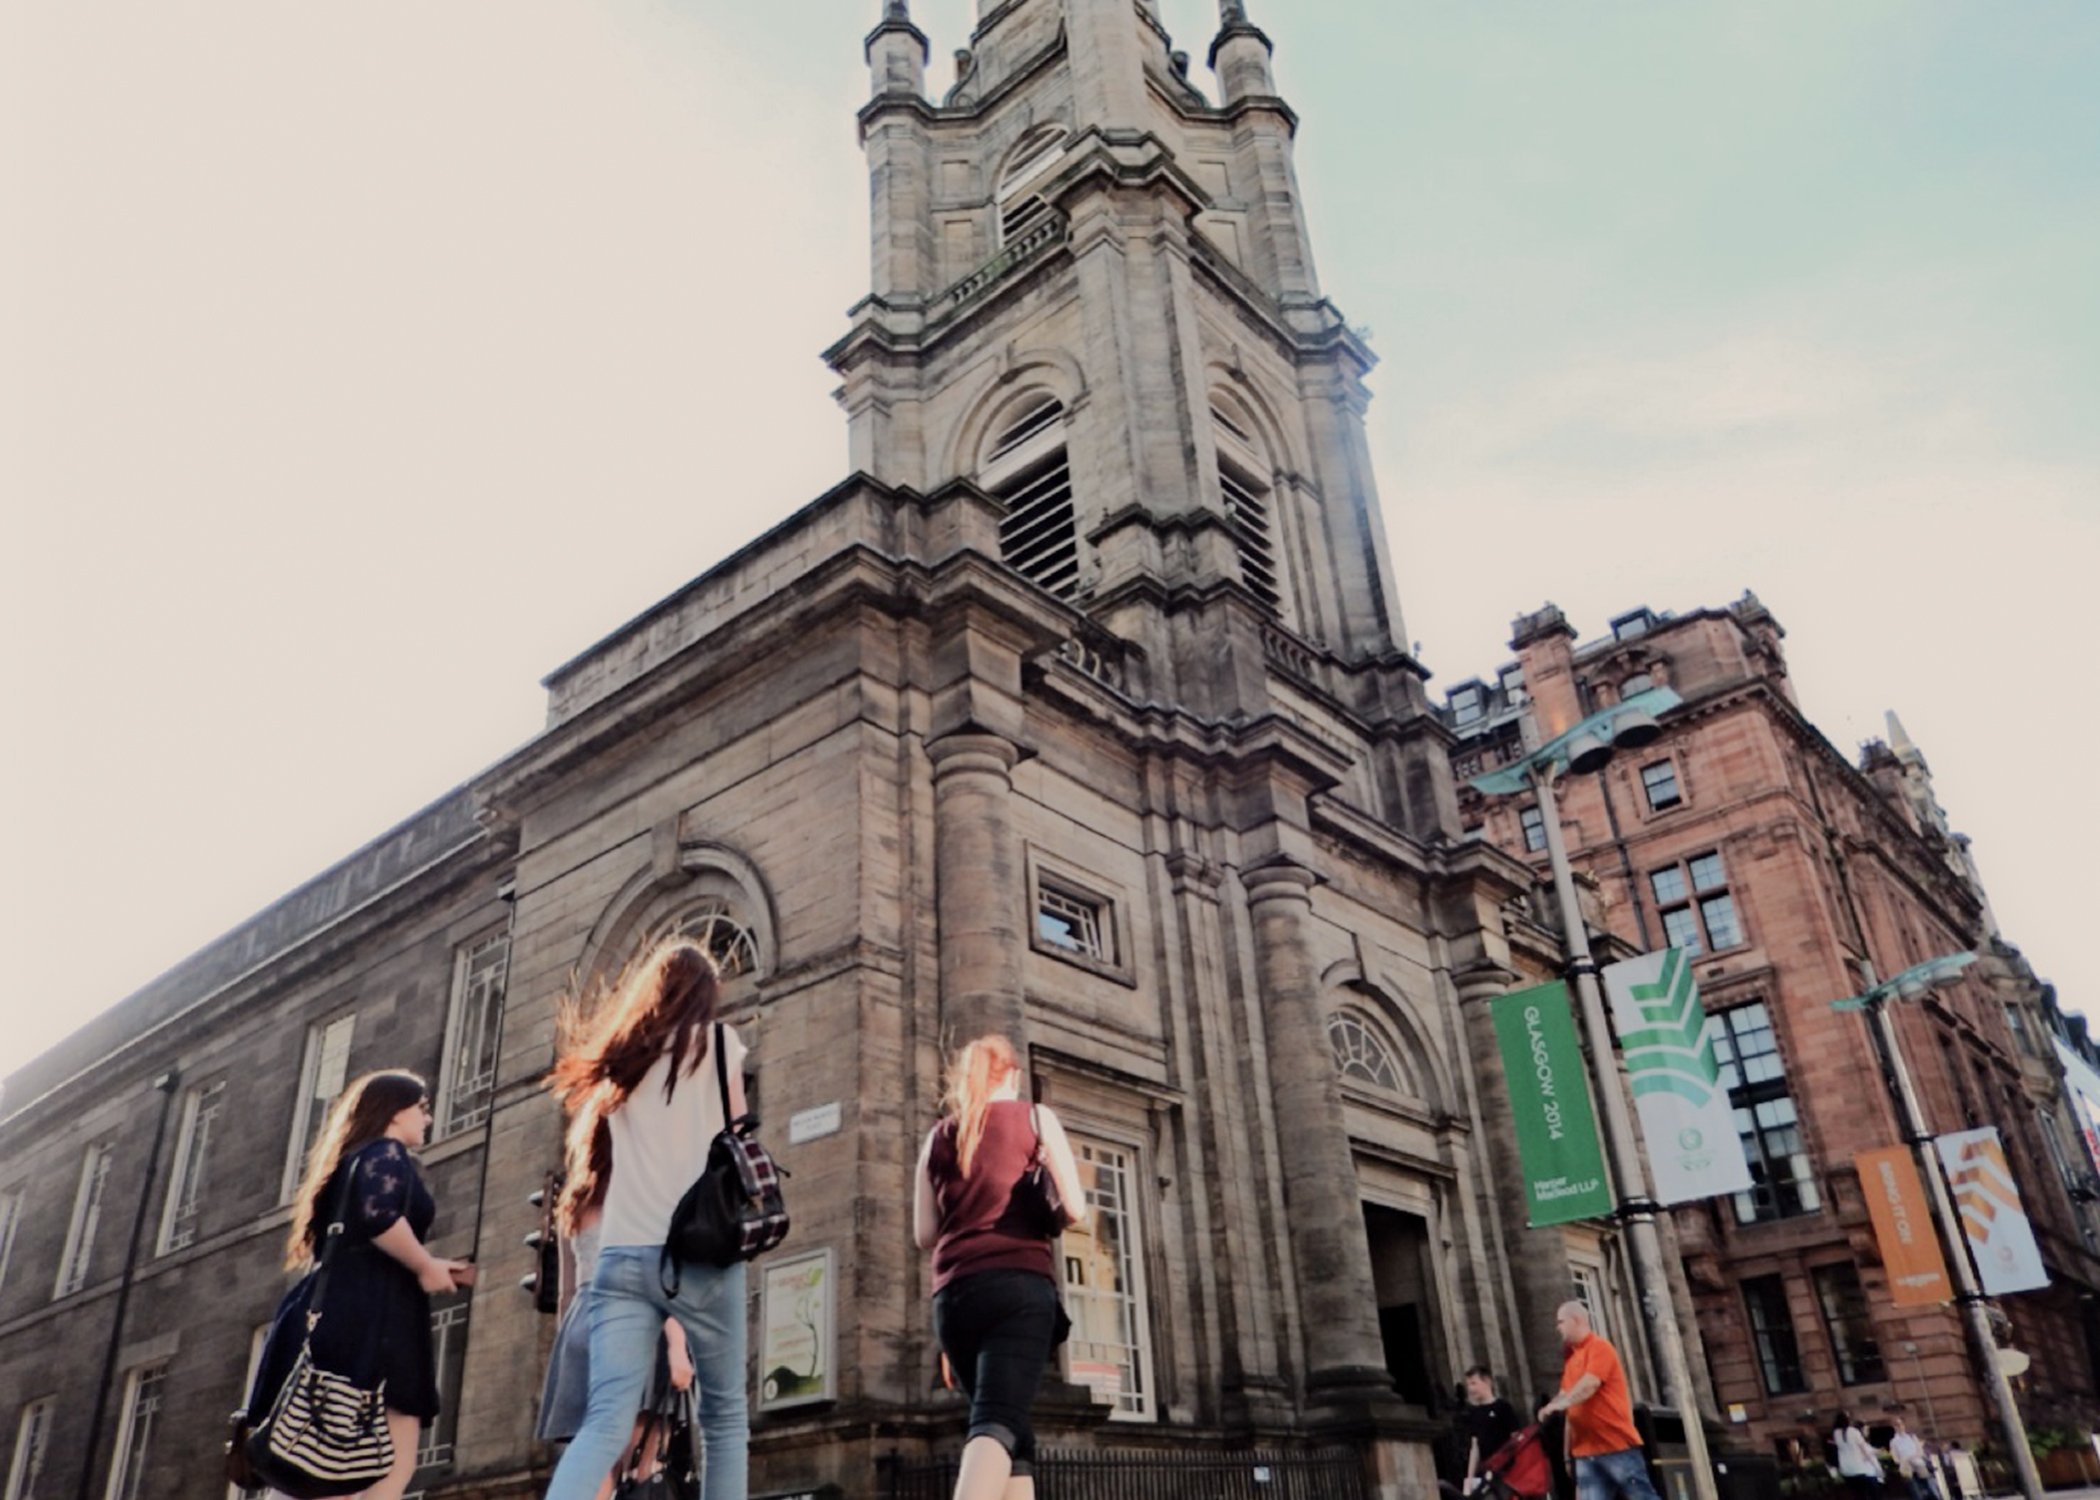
[3,2,2094,1086]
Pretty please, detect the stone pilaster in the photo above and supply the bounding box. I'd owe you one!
[929,732,1025,1051]
[1244,860,1398,1417]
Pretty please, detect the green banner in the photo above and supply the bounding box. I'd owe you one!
[1492,982,1613,1226]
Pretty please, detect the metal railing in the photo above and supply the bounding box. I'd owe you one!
[877,1447,1369,1500]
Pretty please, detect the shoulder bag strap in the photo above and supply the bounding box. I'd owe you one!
[303,1152,365,1331]
[713,1022,733,1132]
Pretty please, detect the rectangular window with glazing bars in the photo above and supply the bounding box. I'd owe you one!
[159,1080,226,1254]
[440,932,510,1136]
[417,1301,471,1471]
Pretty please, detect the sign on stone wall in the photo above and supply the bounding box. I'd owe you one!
[1855,1144,1953,1306]
[1492,982,1613,1226]
[1937,1128,2050,1296]
[1601,948,1754,1205]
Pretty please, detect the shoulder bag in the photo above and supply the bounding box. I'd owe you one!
[240,1157,397,1498]
[662,1023,790,1289]
[1021,1105,1078,1235]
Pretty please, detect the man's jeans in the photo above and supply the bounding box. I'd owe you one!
[1576,1447,1661,1500]
[544,1245,748,1500]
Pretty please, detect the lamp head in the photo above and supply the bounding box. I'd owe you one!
[1565,730,1613,776]
[1611,707,1662,750]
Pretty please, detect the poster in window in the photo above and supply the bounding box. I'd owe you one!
[759,1249,834,1410]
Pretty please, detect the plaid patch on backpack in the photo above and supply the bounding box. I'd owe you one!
[662,1023,790,1286]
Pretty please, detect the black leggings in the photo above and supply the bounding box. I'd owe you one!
[933,1270,1059,1474]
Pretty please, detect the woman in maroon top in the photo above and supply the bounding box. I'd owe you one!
[914,1035,1086,1500]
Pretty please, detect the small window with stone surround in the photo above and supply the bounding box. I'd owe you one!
[1026,851,1134,986]
[1639,759,1683,813]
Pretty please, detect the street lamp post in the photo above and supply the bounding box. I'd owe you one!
[1839,954,2043,1500]
[1475,689,1719,1500]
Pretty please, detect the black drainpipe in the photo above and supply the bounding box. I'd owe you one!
[1596,770,1655,951]
[76,1068,181,1500]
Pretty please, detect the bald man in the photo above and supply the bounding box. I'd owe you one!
[1537,1301,1658,1500]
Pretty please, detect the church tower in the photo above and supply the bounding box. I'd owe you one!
[834,0,1437,760]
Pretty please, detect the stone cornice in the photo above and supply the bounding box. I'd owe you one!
[1,810,512,1131]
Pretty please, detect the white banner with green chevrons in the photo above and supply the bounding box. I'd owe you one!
[1601,947,1755,1205]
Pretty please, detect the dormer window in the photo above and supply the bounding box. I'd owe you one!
[1450,685,1485,726]
[1611,609,1656,641]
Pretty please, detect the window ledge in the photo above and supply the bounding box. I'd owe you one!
[1030,933,1137,988]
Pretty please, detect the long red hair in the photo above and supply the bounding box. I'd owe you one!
[549,939,721,1227]
[941,1034,1020,1177]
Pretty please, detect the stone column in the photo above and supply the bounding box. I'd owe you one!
[1244,861,1396,1414]
[930,732,1026,1050]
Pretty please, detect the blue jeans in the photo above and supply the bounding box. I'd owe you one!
[1576,1448,1661,1500]
[545,1246,748,1500]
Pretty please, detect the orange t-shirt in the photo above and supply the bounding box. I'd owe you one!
[1560,1333,1641,1458]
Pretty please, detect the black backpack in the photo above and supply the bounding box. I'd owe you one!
[661,1023,790,1290]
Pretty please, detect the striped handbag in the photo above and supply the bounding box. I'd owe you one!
[243,1171,395,1498]
[248,1345,393,1497]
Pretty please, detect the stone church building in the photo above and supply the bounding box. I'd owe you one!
[0,5,1707,1498]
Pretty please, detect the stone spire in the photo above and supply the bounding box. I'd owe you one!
[864,0,928,99]
[1210,0,1277,101]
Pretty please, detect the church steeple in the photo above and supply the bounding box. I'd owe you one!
[828,0,1417,696]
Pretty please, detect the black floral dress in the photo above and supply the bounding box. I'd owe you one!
[252,1137,442,1421]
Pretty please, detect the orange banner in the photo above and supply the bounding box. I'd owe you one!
[1857,1146,1952,1307]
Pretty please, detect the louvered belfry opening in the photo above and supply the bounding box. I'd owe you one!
[997,126,1068,248]
[1212,403,1282,616]
[985,395,1080,600]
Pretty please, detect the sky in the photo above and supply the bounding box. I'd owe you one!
[3,1,2095,1086]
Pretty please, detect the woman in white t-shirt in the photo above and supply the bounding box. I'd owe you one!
[1833,1412,1885,1500]
[544,939,750,1500]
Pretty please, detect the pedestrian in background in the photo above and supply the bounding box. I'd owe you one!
[542,938,752,1500]
[1443,1365,1522,1498]
[1887,1415,1933,1500]
[914,1034,1087,1500]
[537,1092,696,1498]
[1536,1302,1659,1500]
[253,1071,474,1500]
[1833,1412,1884,1500]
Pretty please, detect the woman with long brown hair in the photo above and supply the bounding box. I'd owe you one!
[913,1035,1086,1500]
[542,937,750,1500]
[248,1070,473,1500]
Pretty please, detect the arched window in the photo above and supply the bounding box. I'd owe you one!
[997,126,1069,247]
[1211,398,1281,616]
[652,899,760,981]
[1328,1012,1405,1093]
[982,394,1079,599]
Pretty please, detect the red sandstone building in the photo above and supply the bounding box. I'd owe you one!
[1444,595,2100,1462]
